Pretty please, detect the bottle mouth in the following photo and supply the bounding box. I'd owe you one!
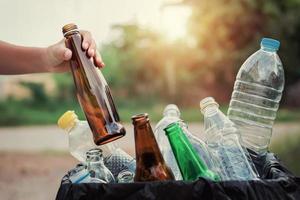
[86,148,103,160]
[163,104,180,117]
[131,113,149,125]
[87,148,103,155]
[164,122,181,136]
[117,170,134,182]
[199,97,219,113]
[260,37,280,51]
[62,23,79,36]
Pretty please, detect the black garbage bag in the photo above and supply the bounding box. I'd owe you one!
[56,152,300,200]
[248,150,294,179]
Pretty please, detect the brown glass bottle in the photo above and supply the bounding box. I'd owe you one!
[132,113,174,182]
[62,23,125,145]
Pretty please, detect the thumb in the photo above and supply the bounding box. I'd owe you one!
[62,48,72,61]
[53,40,72,61]
[47,39,72,66]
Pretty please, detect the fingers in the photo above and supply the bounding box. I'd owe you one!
[94,50,105,68]
[81,30,96,57]
[81,30,105,68]
[88,43,96,57]
[47,30,105,73]
[81,30,93,51]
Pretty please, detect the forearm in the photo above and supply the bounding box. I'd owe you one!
[0,41,49,75]
[0,31,103,75]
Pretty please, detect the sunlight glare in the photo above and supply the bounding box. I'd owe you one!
[160,5,192,41]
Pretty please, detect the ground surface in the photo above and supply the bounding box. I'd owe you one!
[0,153,77,200]
[0,123,299,200]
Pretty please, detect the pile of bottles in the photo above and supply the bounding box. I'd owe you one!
[60,24,284,184]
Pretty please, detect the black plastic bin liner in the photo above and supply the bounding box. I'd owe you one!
[56,153,300,200]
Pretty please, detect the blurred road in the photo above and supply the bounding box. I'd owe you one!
[0,123,299,200]
[0,123,300,155]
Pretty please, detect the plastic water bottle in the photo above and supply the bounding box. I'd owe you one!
[154,105,183,180]
[155,104,213,180]
[227,38,285,155]
[200,97,258,180]
[104,148,136,179]
[58,110,98,162]
[58,111,114,163]
[58,110,136,178]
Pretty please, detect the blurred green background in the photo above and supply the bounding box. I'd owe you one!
[0,0,299,178]
[2,0,300,124]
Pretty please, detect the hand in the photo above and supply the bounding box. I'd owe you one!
[44,30,105,72]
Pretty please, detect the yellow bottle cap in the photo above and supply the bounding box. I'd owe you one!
[57,110,78,130]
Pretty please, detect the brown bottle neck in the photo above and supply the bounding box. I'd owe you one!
[133,115,164,165]
[62,23,80,38]
[63,30,80,39]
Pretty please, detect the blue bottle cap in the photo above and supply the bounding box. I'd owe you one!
[260,38,280,51]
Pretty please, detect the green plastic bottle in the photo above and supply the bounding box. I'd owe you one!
[164,122,220,181]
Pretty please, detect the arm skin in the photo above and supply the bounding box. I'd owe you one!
[0,30,105,75]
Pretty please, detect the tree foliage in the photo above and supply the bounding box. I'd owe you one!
[186,0,300,103]
[98,0,300,106]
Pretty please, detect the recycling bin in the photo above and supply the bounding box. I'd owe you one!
[55,152,300,200]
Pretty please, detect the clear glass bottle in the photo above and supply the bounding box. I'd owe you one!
[200,97,258,180]
[117,170,134,183]
[86,148,115,183]
[68,164,90,184]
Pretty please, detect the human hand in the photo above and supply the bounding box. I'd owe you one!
[45,30,105,72]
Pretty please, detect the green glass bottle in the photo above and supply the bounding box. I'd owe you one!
[164,122,220,181]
